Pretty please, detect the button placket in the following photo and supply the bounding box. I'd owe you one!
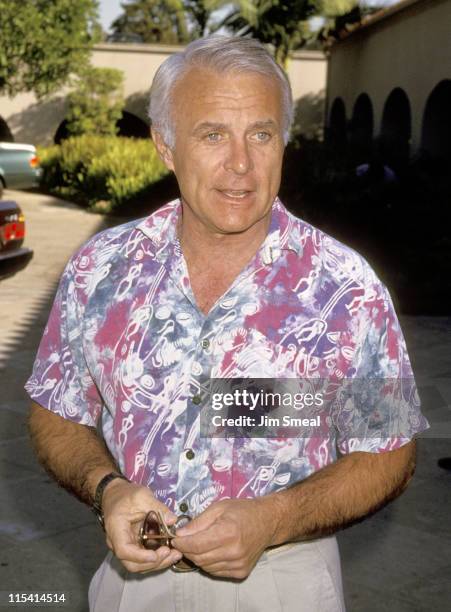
[176,320,213,514]
[185,448,195,460]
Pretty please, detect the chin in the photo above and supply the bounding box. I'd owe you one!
[215,222,251,234]
[211,213,263,235]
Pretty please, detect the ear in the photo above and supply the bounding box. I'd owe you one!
[151,128,175,171]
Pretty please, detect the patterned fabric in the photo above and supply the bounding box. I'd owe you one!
[25,198,428,515]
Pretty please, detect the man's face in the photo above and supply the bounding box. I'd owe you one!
[155,67,286,235]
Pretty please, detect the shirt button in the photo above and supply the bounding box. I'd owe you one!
[185,449,195,460]
[201,339,210,349]
[192,395,202,405]
[179,502,189,513]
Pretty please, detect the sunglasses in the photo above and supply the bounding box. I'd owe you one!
[139,510,198,572]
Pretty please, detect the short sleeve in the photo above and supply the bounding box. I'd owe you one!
[24,248,102,426]
[334,271,429,455]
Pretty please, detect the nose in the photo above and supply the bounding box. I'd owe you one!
[224,137,253,175]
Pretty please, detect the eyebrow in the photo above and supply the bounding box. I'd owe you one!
[192,119,278,135]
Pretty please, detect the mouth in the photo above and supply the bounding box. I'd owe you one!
[216,189,254,200]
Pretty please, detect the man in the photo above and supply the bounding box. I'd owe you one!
[26,36,428,611]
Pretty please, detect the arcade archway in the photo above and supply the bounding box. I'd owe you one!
[380,88,411,168]
[328,97,347,146]
[421,80,451,161]
[350,93,374,161]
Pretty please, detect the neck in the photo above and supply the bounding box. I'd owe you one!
[177,202,272,266]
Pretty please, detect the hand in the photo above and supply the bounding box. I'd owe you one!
[101,479,183,573]
[172,497,278,579]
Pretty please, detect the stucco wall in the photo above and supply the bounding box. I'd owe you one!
[327,0,451,153]
[0,43,326,146]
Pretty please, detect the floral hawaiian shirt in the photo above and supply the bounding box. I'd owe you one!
[25,198,429,515]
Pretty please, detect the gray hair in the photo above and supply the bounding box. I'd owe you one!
[148,36,293,148]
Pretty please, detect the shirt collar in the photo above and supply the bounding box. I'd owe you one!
[261,197,302,264]
[136,196,302,265]
[136,198,181,263]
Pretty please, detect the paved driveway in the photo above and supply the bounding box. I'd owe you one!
[0,189,450,611]
[0,190,115,611]
[0,190,110,354]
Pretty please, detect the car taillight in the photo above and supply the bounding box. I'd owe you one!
[29,155,40,168]
[1,221,25,242]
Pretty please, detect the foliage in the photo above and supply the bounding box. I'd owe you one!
[38,135,169,213]
[111,0,189,43]
[218,0,357,67]
[109,0,226,43]
[185,0,223,37]
[318,3,384,45]
[0,0,100,98]
[65,67,125,138]
[109,0,364,64]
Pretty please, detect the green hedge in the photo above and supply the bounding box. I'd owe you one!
[38,135,169,213]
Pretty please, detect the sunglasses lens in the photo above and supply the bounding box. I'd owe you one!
[140,514,163,550]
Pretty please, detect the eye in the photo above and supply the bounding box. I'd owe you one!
[205,132,222,142]
[253,131,271,142]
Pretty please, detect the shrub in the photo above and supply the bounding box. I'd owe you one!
[38,135,169,213]
[65,66,124,137]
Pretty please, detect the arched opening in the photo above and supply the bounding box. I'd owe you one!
[328,98,347,146]
[380,88,411,169]
[54,112,150,143]
[350,94,374,162]
[116,111,149,139]
[421,80,451,161]
[0,116,14,142]
[54,119,70,144]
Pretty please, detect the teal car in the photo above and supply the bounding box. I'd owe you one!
[0,142,42,198]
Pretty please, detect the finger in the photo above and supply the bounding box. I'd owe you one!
[124,549,183,574]
[172,531,225,555]
[151,548,183,571]
[115,542,160,565]
[172,517,230,555]
[175,507,219,537]
[119,544,176,567]
[110,508,182,564]
[183,544,238,567]
[110,513,156,552]
[112,524,161,564]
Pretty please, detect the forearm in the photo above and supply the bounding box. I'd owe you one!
[28,402,186,574]
[28,401,118,506]
[265,441,416,545]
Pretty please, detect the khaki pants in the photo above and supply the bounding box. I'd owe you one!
[89,537,346,612]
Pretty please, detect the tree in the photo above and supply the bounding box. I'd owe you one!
[318,3,384,45]
[65,67,124,137]
[0,0,100,98]
[110,0,190,44]
[218,0,358,67]
[184,0,225,37]
[109,0,225,43]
